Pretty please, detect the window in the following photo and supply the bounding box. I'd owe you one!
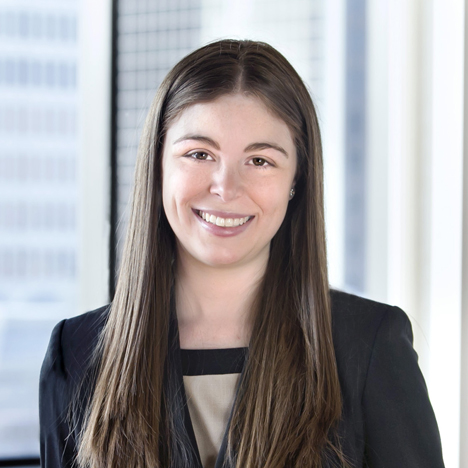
[0,1,81,461]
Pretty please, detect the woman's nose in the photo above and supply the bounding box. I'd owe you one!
[209,164,243,201]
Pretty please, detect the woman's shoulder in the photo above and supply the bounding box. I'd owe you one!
[41,304,110,384]
[39,305,111,464]
[330,288,410,337]
[329,288,413,374]
[329,288,415,391]
[62,303,110,342]
[329,289,444,467]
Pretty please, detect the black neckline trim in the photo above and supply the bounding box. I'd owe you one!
[180,347,248,376]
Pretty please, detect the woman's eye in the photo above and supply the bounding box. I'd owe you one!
[251,157,269,167]
[188,151,211,160]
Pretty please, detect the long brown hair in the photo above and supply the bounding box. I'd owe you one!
[77,39,344,468]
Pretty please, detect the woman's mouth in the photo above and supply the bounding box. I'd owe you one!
[197,210,253,227]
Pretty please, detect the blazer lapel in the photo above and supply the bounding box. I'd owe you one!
[169,308,204,468]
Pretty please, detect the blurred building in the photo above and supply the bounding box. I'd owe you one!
[0,1,79,457]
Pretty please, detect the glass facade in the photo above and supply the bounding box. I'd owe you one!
[0,2,79,458]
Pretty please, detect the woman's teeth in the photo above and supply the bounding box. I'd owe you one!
[198,211,251,227]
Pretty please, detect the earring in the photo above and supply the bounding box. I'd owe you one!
[289,187,295,200]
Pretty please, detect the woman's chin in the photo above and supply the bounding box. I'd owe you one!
[198,252,247,268]
[185,247,258,269]
[177,241,270,270]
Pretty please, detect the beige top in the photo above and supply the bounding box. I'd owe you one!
[183,374,241,468]
[180,347,247,468]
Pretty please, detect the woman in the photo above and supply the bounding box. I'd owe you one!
[40,39,445,468]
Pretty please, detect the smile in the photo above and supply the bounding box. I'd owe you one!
[197,210,253,227]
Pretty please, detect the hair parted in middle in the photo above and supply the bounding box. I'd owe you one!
[77,39,346,468]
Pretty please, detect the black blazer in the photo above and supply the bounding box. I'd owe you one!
[39,290,445,467]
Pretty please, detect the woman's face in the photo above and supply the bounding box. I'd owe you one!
[162,93,297,270]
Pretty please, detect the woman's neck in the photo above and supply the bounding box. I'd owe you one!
[175,253,267,350]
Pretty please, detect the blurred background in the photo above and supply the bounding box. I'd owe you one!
[0,0,467,466]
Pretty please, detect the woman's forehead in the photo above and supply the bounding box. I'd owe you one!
[165,94,296,149]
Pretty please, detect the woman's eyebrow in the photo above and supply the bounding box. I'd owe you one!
[244,142,289,158]
[173,134,288,158]
[173,134,220,149]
